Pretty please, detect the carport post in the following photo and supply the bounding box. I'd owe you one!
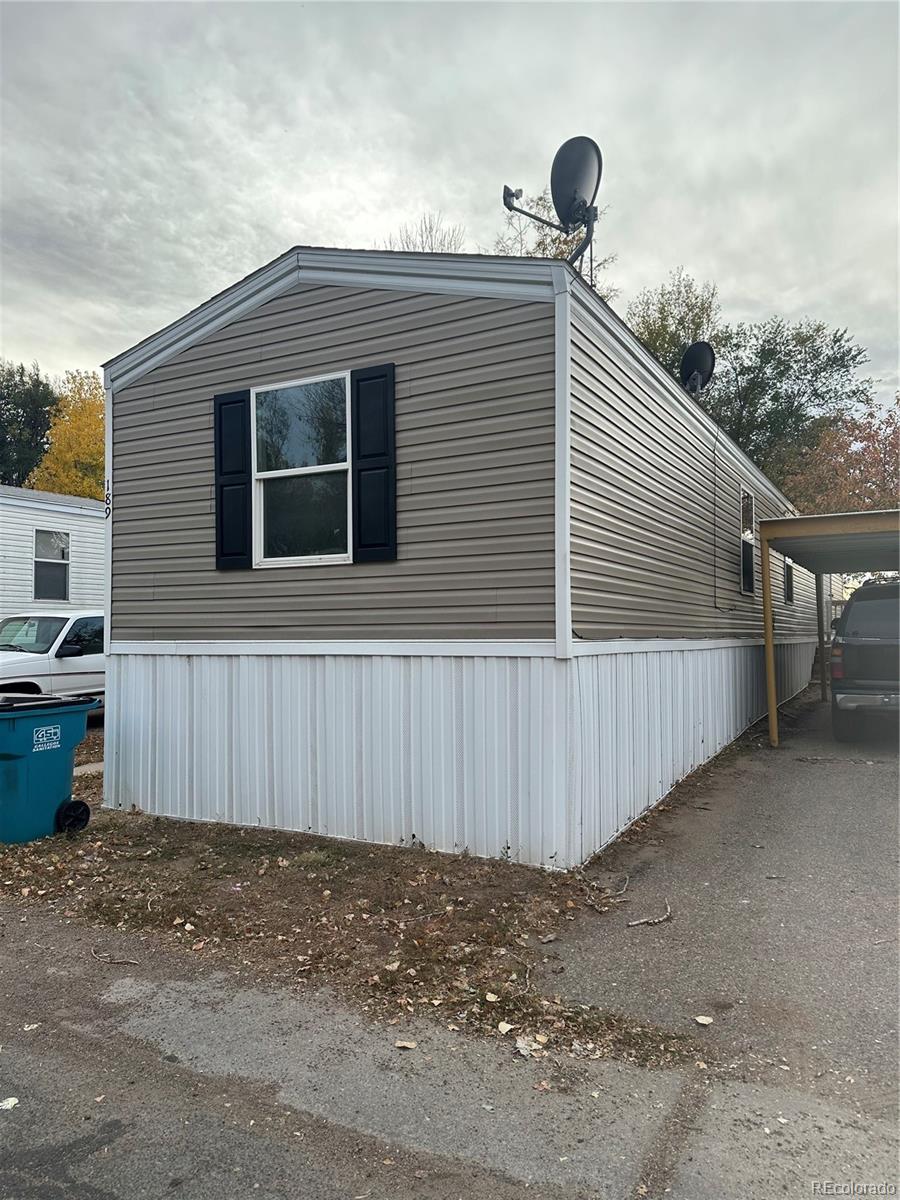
[815,574,828,701]
[760,532,779,747]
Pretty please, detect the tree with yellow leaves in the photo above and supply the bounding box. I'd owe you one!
[27,370,104,500]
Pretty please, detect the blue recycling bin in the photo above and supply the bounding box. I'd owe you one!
[0,694,100,844]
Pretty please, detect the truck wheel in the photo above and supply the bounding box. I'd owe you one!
[831,704,859,743]
[56,799,91,834]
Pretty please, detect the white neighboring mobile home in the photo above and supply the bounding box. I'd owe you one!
[0,485,105,617]
[102,247,828,868]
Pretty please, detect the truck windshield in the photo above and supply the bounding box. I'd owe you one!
[0,616,66,654]
[843,598,899,639]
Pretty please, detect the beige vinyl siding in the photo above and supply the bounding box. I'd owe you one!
[570,303,824,639]
[111,284,556,641]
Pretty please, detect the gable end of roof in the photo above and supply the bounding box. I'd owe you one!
[102,248,559,392]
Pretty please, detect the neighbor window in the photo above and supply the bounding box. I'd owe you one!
[34,529,69,600]
[251,373,351,565]
[740,491,755,595]
[783,556,794,604]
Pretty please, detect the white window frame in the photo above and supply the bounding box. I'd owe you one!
[739,490,755,596]
[250,371,353,568]
[33,528,70,601]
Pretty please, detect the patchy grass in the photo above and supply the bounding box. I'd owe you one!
[0,775,696,1069]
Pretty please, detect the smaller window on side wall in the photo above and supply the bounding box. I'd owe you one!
[740,490,755,595]
[784,556,794,604]
[34,529,69,601]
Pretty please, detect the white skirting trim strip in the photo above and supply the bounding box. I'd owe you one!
[105,640,816,868]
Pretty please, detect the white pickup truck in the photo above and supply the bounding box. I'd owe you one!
[0,611,105,700]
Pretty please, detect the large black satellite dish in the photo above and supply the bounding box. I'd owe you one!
[550,136,603,230]
[502,135,604,273]
[679,341,716,395]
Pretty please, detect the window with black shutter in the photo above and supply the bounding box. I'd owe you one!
[213,365,396,569]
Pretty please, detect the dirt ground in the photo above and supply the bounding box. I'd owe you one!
[5,694,868,1073]
[2,752,693,1067]
[73,720,104,767]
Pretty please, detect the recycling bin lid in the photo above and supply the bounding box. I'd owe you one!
[0,693,99,713]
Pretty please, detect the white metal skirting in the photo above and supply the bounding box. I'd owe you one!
[104,640,815,868]
[571,639,814,862]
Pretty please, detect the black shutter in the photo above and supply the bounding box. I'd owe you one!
[350,364,396,562]
[213,390,252,570]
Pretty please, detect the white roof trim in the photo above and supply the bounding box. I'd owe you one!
[103,250,302,391]
[0,485,105,517]
[103,247,558,391]
[101,244,797,515]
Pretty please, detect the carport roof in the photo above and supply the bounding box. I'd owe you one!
[759,509,900,574]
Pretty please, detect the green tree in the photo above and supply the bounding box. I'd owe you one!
[704,317,872,486]
[493,188,617,300]
[626,267,721,376]
[625,269,874,488]
[0,360,57,486]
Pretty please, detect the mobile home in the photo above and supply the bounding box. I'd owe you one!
[102,248,824,867]
[0,484,105,617]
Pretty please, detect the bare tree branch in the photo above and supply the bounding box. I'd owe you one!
[382,212,468,254]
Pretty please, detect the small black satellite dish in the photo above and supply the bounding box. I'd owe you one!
[501,135,604,273]
[550,137,603,230]
[679,341,716,396]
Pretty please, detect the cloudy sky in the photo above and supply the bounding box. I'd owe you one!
[1,1,897,399]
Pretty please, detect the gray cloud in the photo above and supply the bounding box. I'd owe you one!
[1,1,896,400]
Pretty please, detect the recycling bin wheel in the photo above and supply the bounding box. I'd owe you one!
[56,799,91,834]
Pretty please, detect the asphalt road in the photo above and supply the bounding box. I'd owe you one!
[0,697,896,1199]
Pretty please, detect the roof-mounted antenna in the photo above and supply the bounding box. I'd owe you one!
[679,341,716,397]
[502,136,603,274]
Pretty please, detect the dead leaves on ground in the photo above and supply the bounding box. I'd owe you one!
[0,789,693,1069]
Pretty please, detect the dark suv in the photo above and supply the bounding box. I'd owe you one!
[831,582,899,741]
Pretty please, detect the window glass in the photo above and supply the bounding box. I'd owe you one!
[0,616,66,654]
[784,557,794,604]
[34,529,70,600]
[263,473,348,558]
[740,491,755,594]
[843,597,898,638]
[740,493,754,543]
[34,561,69,601]
[255,378,347,472]
[35,530,69,561]
[63,616,104,655]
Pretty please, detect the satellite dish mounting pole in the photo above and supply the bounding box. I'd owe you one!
[566,203,598,268]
